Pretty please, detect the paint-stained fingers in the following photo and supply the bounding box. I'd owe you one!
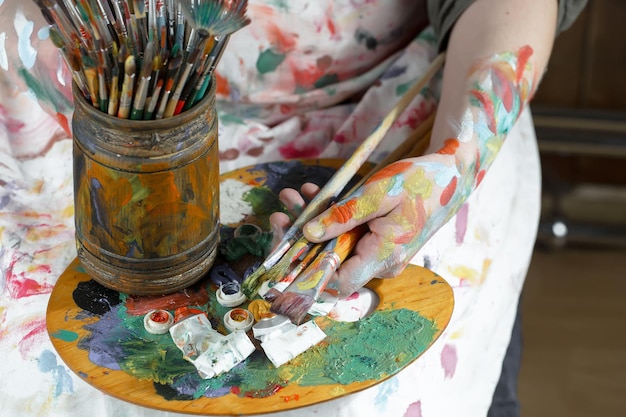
[269,183,320,246]
[277,188,308,218]
[329,216,414,297]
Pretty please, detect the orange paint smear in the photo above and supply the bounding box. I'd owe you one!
[322,198,358,226]
[366,161,413,184]
[125,286,209,316]
[437,138,460,155]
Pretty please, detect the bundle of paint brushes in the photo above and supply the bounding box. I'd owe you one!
[36,0,250,119]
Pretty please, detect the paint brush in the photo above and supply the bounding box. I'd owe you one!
[162,29,208,117]
[263,242,324,302]
[144,78,163,120]
[187,34,227,108]
[39,0,81,50]
[155,48,182,119]
[131,0,148,51]
[144,53,162,114]
[48,27,91,101]
[171,28,211,114]
[241,236,313,299]
[270,225,367,324]
[80,45,100,107]
[130,41,155,119]
[107,61,121,116]
[259,52,446,275]
[117,54,137,119]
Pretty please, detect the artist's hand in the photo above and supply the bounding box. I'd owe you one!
[269,155,456,297]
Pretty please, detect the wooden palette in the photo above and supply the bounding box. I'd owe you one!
[47,159,454,415]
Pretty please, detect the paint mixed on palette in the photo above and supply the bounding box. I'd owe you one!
[47,160,454,415]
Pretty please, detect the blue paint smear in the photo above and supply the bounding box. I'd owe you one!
[38,350,74,398]
[375,377,399,412]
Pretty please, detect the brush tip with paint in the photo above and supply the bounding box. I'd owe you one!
[269,291,314,325]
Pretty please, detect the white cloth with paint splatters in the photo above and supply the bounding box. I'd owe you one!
[0,1,539,416]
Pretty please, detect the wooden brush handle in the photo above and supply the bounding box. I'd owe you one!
[330,224,368,262]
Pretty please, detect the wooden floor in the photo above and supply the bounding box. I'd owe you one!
[518,246,626,416]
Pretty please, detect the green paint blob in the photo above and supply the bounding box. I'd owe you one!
[51,329,79,342]
[256,49,286,74]
[243,187,288,229]
[299,309,437,385]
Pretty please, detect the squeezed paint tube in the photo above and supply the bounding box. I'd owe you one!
[169,313,255,379]
[256,318,327,368]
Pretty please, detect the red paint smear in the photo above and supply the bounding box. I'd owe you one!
[326,15,336,35]
[125,286,209,316]
[476,169,486,187]
[266,22,297,52]
[278,141,324,159]
[470,89,496,133]
[290,63,324,89]
[394,104,433,130]
[279,104,295,115]
[440,343,458,379]
[333,132,348,144]
[440,176,457,206]
[404,400,423,417]
[6,255,54,299]
[215,72,230,96]
[516,45,534,83]
[17,319,47,359]
[55,112,71,136]
[436,138,459,155]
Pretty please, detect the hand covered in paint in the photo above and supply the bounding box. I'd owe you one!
[270,153,463,297]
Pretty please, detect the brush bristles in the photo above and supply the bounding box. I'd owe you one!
[269,292,314,325]
[180,0,251,35]
[240,264,267,298]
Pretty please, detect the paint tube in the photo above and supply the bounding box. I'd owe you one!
[169,312,255,379]
[255,318,327,368]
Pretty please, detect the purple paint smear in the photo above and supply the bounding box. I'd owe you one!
[404,400,423,417]
[77,309,125,371]
[440,343,457,379]
[455,203,469,244]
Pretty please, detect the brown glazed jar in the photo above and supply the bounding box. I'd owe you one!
[72,81,219,295]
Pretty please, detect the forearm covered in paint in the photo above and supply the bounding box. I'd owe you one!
[415,0,558,237]
[399,46,539,252]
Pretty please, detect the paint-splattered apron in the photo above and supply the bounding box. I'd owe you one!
[0,1,540,416]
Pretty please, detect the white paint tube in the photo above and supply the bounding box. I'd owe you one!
[259,320,327,368]
[169,313,255,379]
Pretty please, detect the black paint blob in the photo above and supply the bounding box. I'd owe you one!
[72,280,121,315]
